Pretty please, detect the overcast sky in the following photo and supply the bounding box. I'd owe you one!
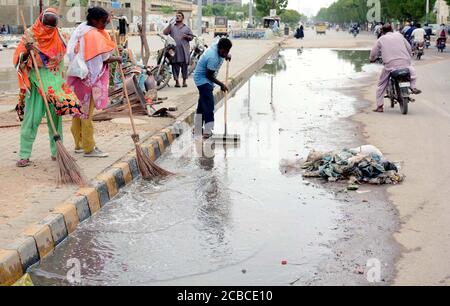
[288,0,336,16]
[243,0,336,17]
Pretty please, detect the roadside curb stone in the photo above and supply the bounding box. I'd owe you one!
[0,249,23,285]
[38,214,68,246]
[5,236,39,273]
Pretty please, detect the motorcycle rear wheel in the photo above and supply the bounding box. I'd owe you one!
[396,84,408,115]
[188,58,198,76]
[398,94,408,115]
[151,66,171,90]
[387,84,395,108]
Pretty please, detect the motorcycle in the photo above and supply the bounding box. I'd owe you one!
[188,35,207,76]
[425,35,431,49]
[412,41,424,60]
[351,27,359,38]
[386,68,412,115]
[151,34,177,90]
[437,38,446,52]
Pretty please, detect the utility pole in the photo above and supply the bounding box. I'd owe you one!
[141,0,150,65]
[197,0,202,36]
[249,0,253,26]
[29,0,33,25]
[426,0,430,24]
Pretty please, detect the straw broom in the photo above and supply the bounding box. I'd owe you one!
[109,17,172,178]
[20,12,86,186]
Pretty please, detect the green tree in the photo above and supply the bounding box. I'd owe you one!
[280,9,305,27]
[160,6,174,15]
[203,4,250,20]
[315,0,437,24]
[203,5,214,17]
[255,0,288,17]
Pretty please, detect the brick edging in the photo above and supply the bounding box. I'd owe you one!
[0,41,281,286]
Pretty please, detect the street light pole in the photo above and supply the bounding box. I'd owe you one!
[197,0,202,36]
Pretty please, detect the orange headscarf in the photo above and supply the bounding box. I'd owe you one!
[83,27,116,62]
[13,8,66,89]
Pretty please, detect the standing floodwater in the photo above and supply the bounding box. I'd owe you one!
[30,49,390,286]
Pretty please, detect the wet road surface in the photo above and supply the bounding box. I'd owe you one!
[29,49,398,286]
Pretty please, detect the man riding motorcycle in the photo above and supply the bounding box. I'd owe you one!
[423,23,433,37]
[424,23,432,48]
[437,24,448,48]
[401,22,411,36]
[351,23,360,36]
[411,23,426,49]
[403,22,416,44]
[370,24,422,113]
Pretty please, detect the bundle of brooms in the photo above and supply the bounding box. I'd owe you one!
[110,17,172,178]
[21,12,86,186]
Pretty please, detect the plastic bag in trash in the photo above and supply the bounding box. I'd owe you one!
[349,145,383,157]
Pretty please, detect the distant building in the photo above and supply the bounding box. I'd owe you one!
[192,0,242,6]
[121,0,193,15]
[0,0,51,28]
[435,0,450,24]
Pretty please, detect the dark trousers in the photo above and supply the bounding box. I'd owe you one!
[172,63,189,80]
[195,83,214,135]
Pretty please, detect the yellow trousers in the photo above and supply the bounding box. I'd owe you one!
[71,97,96,153]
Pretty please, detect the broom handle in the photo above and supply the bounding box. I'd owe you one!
[109,17,139,136]
[224,60,229,136]
[20,11,59,137]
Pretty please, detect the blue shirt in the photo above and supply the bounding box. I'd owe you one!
[193,43,224,87]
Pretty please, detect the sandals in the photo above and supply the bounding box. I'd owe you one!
[16,159,31,168]
[411,88,422,95]
[372,106,384,113]
[84,147,109,158]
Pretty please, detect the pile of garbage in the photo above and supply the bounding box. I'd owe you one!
[301,145,404,185]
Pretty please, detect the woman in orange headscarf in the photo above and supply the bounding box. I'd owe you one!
[13,8,82,167]
[67,7,121,158]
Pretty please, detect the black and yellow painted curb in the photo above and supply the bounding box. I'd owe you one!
[0,41,282,286]
[0,129,179,286]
